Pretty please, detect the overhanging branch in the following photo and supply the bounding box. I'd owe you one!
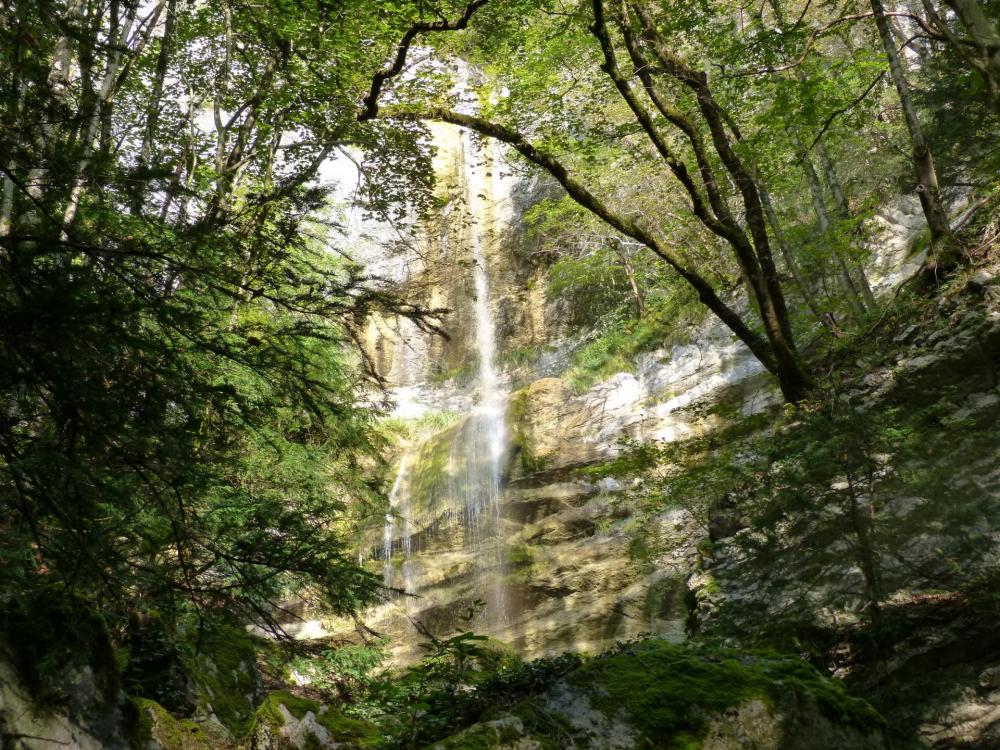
[358,0,491,121]
[379,104,780,373]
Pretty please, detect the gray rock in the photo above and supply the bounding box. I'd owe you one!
[597,477,624,494]
[969,269,997,294]
[981,666,1000,689]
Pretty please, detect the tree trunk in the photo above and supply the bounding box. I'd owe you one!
[869,0,962,273]
[613,244,646,318]
[796,142,867,319]
[133,0,178,215]
[628,1,810,400]
[759,182,827,325]
[61,0,143,233]
[815,142,879,311]
[394,104,819,401]
[768,0,878,312]
[846,471,884,626]
[943,0,1000,111]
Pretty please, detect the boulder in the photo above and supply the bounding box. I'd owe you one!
[247,691,379,750]
[428,640,888,750]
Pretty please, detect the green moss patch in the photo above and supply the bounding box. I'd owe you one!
[505,389,551,475]
[567,640,883,749]
[502,543,534,569]
[133,698,217,750]
[407,422,463,520]
[186,624,263,737]
[250,690,381,749]
[430,716,533,750]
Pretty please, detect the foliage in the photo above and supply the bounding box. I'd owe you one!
[133,698,217,750]
[379,410,464,444]
[0,0,472,638]
[574,437,661,481]
[286,641,390,702]
[372,629,580,750]
[561,290,705,391]
[633,304,1000,650]
[249,690,382,749]
[272,606,582,749]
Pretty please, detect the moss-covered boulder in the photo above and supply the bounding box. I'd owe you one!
[133,698,228,750]
[123,617,265,741]
[429,640,887,750]
[247,691,380,750]
[185,624,265,737]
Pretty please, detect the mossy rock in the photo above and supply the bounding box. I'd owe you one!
[429,640,887,750]
[183,624,266,738]
[121,617,267,743]
[247,690,380,750]
[133,698,223,750]
[565,640,885,749]
[429,716,549,750]
[407,421,463,521]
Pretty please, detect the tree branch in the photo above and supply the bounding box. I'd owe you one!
[380,104,780,372]
[358,0,491,121]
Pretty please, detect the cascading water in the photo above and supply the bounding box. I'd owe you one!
[444,131,511,629]
[373,115,515,644]
[460,132,507,535]
[382,455,410,590]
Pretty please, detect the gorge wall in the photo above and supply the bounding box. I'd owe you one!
[262,112,1000,748]
[301,121,992,670]
[4,97,998,750]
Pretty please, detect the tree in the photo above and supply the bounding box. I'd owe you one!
[0,0,476,632]
[377,0,814,401]
[920,0,1000,113]
[868,0,963,272]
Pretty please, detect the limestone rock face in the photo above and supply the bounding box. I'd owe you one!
[337,283,820,663]
[694,304,1000,641]
[508,377,603,476]
[697,697,884,750]
[362,121,551,389]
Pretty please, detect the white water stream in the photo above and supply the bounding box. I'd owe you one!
[460,132,507,533]
[382,455,409,589]
[380,129,509,628]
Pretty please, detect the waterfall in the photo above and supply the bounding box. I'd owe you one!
[461,132,507,534]
[451,131,511,629]
[373,118,514,640]
[382,455,409,589]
